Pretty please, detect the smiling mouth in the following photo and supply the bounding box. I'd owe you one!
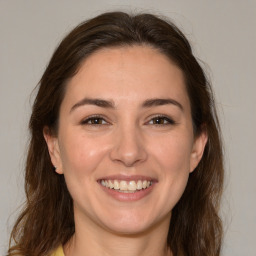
[99,179,153,193]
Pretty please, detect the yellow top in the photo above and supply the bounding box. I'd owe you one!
[51,246,64,256]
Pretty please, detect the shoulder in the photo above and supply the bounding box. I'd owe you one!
[50,246,64,256]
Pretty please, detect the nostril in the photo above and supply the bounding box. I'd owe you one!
[109,136,147,166]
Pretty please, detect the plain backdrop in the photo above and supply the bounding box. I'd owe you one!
[1,1,255,255]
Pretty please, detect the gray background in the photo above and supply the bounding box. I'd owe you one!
[0,1,255,255]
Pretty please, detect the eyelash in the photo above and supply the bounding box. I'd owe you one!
[147,115,176,126]
[80,115,176,126]
[80,115,109,125]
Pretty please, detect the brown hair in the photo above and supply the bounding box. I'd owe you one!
[8,11,224,256]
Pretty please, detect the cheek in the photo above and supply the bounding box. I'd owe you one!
[58,131,109,180]
[150,132,193,174]
[141,133,193,218]
[152,134,193,207]
[58,132,112,211]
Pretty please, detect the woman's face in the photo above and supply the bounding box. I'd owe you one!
[45,45,207,235]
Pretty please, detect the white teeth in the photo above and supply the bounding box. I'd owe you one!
[114,180,119,189]
[119,180,128,190]
[108,180,114,189]
[142,180,148,189]
[128,181,137,191]
[137,180,142,190]
[101,179,152,192]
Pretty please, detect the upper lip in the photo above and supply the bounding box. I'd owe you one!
[97,174,158,182]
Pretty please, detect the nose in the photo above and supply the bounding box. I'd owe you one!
[110,124,147,167]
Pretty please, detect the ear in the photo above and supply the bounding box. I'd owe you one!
[43,127,63,174]
[189,130,208,173]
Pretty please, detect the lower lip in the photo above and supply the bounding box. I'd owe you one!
[99,183,155,202]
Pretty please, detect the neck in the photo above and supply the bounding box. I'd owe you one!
[64,211,172,256]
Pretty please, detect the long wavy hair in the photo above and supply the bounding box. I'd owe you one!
[8,11,224,256]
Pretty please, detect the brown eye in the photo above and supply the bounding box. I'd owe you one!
[81,116,108,125]
[149,116,175,125]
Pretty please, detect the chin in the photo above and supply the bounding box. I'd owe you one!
[104,221,152,236]
[98,210,166,236]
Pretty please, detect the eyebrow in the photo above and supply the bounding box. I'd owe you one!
[142,98,183,111]
[70,97,183,113]
[70,98,114,113]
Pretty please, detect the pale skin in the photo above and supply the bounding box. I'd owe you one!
[44,45,208,256]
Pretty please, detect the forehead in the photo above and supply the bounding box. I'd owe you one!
[63,45,190,109]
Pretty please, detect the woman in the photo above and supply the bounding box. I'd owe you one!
[8,11,224,256]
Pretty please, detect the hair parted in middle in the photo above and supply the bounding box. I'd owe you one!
[8,11,223,256]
